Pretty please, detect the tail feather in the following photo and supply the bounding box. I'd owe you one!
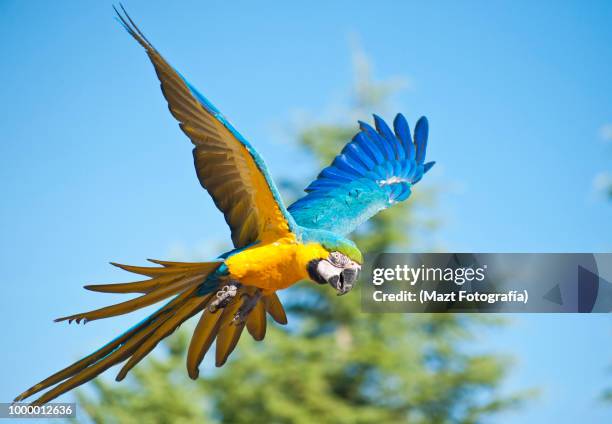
[146,258,204,268]
[186,307,224,379]
[216,322,246,367]
[14,313,153,402]
[55,274,203,323]
[263,293,288,325]
[15,260,221,404]
[185,286,276,377]
[84,262,220,294]
[30,316,167,406]
[16,258,288,405]
[83,274,183,294]
[246,300,266,341]
[110,261,214,277]
[56,262,221,323]
[14,284,197,403]
[214,291,246,367]
[115,292,212,381]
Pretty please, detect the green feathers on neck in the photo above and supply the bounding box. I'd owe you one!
[300,227,363,264]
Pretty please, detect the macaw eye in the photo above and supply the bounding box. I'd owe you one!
[329,251,349,267]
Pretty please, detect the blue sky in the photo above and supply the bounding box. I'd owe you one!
[1,0,610,422]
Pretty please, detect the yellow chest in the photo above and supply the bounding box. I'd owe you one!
[224,238,329,293]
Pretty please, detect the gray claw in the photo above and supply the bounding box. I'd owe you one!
[232,289,262,325]
[208,281,241,312]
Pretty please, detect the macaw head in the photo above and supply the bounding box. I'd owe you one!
[303,229,363,296]
[308,250,362,296]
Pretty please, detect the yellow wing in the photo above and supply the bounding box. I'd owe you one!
[116,6,297,248]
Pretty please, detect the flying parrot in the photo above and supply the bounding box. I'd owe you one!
[15,6,434,405]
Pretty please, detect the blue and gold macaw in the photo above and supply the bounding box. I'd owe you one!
[15,6,434,405]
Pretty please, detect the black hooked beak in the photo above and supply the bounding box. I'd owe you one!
[337,267,359,295]
[328,269,354,296]
[308,259,361,296]
[324,264,360,296]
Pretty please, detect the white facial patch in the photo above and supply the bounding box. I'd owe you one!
[316,259,343,281]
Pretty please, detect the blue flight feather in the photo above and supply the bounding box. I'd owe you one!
[354,131,385,164]
[374,114,404,160]
[414,116,429,164]
[333,155,365,176]
[359,121,394,160]
[343,142,375,169]
[393,114,415,160]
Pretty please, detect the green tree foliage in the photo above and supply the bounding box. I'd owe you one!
[75,49,523,423]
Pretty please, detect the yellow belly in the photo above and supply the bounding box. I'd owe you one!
[224,237,329,293]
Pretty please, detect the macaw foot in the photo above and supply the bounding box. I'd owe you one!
[233,289,262,325]
[208,281,241,312]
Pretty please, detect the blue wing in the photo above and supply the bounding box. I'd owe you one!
[288,114,434,235]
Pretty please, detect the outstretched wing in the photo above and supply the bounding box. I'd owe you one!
[289,114,434,235]
[116,6,296,248]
